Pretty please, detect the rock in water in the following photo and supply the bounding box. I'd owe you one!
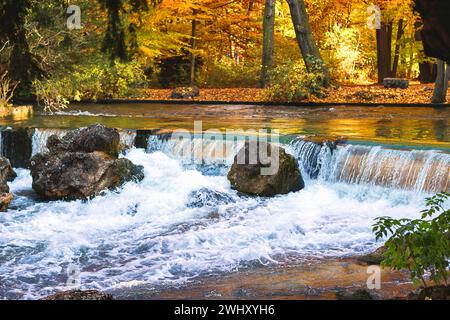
[47,124,121,157]
[0,193,13,212]
[30,124,144,201]
[336,289,376,300]
[356,246,387,265]
[0,157,17,211]
[227,141,304,197]
[0,157,17,189]
[42,290,113,300]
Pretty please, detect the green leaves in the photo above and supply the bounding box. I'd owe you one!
[265,57,326,102]
[372,192,449,287]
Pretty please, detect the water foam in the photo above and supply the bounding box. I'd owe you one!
[0,148,429,299]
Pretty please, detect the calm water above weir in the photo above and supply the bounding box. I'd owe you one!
[0,103,449,299]
[2,103,449,149]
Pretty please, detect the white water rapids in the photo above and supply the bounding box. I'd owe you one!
[0,134,448,299]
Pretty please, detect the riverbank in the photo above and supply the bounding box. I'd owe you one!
[134,83,450,105]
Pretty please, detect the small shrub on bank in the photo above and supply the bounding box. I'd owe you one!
[0,72,18,110]
[373,192,450,287]
[33,58,147,111]
[198,57,260,88]
[266,57,326,102]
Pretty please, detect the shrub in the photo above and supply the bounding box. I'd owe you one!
[266,56,326,102]
[33,57,147,111]
[198,57,260,88]
[33,78,70,112]
[0,72,18,109]
[373,192,450,287]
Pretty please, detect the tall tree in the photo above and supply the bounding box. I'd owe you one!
[391,19,404,78]
[286,0,330,87]
[376,22,392,83]
[0,0,44,98]
[260,0,275,88]
[98,0,150,62]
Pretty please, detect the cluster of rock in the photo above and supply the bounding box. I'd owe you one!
[0,157,16,211]
[30,124,144,201]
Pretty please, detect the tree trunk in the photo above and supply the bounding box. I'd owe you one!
[189,19,197,86]
[432,59,449,103]
[286,0,330,87]
[419,62,437,83]
[391,19,404,77]
[376,22,393,83]
[261,0,276,88]
[102,0,128,62]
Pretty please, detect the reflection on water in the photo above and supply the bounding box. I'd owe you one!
[0,103,449,149]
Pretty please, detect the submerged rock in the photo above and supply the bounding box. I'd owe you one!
[0,157,16,211]
[30,124,144,201]
[42,290,113,300]
[171,86,200,99]
[187,188,235,208]
[336,289,376,300]
[227,141,304,197]
[356,246,387,265]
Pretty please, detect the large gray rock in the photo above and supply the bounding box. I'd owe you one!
[30,125,144,201]
[0,156,16,211]
[227,141,304,197]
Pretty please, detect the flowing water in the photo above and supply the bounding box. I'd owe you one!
[0,104,448,299]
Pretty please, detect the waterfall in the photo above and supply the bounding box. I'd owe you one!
[319,145,449,193]
[31,128,137,156]
[289,139,450,193]
[287,139,333,179]
[147,135,245,166]
[31,128,67,156]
